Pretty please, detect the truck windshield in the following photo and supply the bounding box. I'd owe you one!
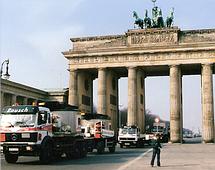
[0,114,36,127]
[121,128,137,134]
[152,126,164,132]
[1,105,39,127]
[128,128,136,134]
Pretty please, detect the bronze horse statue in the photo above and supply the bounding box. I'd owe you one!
[166,8,174,27]
[133,11,144,29]
[144,9,151,28]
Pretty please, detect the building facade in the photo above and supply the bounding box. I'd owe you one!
[1,79,68,109]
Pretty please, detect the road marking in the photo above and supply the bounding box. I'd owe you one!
[117,148,153,170]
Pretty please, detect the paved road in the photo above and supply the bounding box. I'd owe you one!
[2,139,215,170]
[0,145,152,170]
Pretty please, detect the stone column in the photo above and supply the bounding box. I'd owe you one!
[77,71,94,113]
[137,69,146,133]
[11,94,17,106]
[201,64,214,143]
[1,92,4,109]
[23,97,28,105]
[97,68,107,115]
[106,70,118,131]
[128,67,137,126]
[68,69,78,106]
[170,65,183,143]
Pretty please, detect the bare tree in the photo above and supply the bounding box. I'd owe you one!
[119,107,163,132]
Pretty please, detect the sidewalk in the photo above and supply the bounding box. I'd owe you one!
[126,143,215,170]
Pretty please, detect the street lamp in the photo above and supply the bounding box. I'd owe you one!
[1,59,10,80]
[155,117,160,133]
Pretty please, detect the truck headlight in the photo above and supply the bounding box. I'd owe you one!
[26,146,32,151]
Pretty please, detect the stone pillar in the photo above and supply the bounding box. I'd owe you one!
[11,94,17,106]
[23,97,28,105]
[106,70,118,131]
[170,65,183,143]
[1,92,4,109]
[128,67,137,126]
[97,68,107,115]
[201,64,214,143]
[137,69,146,133]
[78,71,93,113]
[68,69,78,106]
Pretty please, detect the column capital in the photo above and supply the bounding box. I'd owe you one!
[201,63,213,68]
[169,64,180,69]
[68,68,78,72]
[98,67,107,71]
[127,66,137,70]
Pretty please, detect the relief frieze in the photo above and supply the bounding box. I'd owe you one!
[130,33,177,45]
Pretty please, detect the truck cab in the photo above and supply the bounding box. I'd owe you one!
[0,105,52,163]
[0,103,87,164]
[118,125,145,148]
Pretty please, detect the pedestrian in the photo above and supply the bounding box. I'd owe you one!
[150,134,162,167]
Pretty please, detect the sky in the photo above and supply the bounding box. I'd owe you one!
[1,0,215,132]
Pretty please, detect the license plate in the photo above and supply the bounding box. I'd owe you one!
[22,133,30,138]
[125,143,130,146]
[9,148,19,151]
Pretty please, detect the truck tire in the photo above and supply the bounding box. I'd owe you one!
[80,142,87,158]
[108,146,115,153]
[97,141,105,154]
[120,144,123,148]
[66,141,86,159]
[5,153,18,163]
[39,139,53,164]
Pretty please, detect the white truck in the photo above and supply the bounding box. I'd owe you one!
[0,104,86,164]
[118,125,149,148]
[81,113,116,154]
[151,122,169,143]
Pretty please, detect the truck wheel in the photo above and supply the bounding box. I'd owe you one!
[53,152,62,160]
[80,142,87,158]
[39,140,53,164]
[5,153,18,163]
[66,152,73,159]
[120,144,123,148]
[66,142,83,159]
[108,146,115,153]
[97,141,105,154]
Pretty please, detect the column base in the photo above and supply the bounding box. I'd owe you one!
[202,139,215,144]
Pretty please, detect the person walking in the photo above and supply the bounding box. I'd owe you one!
[150,134,162,167]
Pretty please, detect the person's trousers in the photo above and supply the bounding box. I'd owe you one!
[151,148,161,166]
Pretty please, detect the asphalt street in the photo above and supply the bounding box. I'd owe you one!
[0,145,153,170]
[1,138,214,170]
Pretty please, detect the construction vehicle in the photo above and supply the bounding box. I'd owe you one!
[81,113,116,154]
[118,125,149,148]
[0,103,87,164]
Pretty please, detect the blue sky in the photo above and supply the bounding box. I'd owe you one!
[1,0,215,132]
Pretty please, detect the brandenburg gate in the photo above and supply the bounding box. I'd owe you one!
[63,27,215,143]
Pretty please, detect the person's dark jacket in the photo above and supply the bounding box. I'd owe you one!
[153,139,162,150]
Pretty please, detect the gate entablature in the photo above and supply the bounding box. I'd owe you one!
[64,28,215,55]
[63,28,215,71]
